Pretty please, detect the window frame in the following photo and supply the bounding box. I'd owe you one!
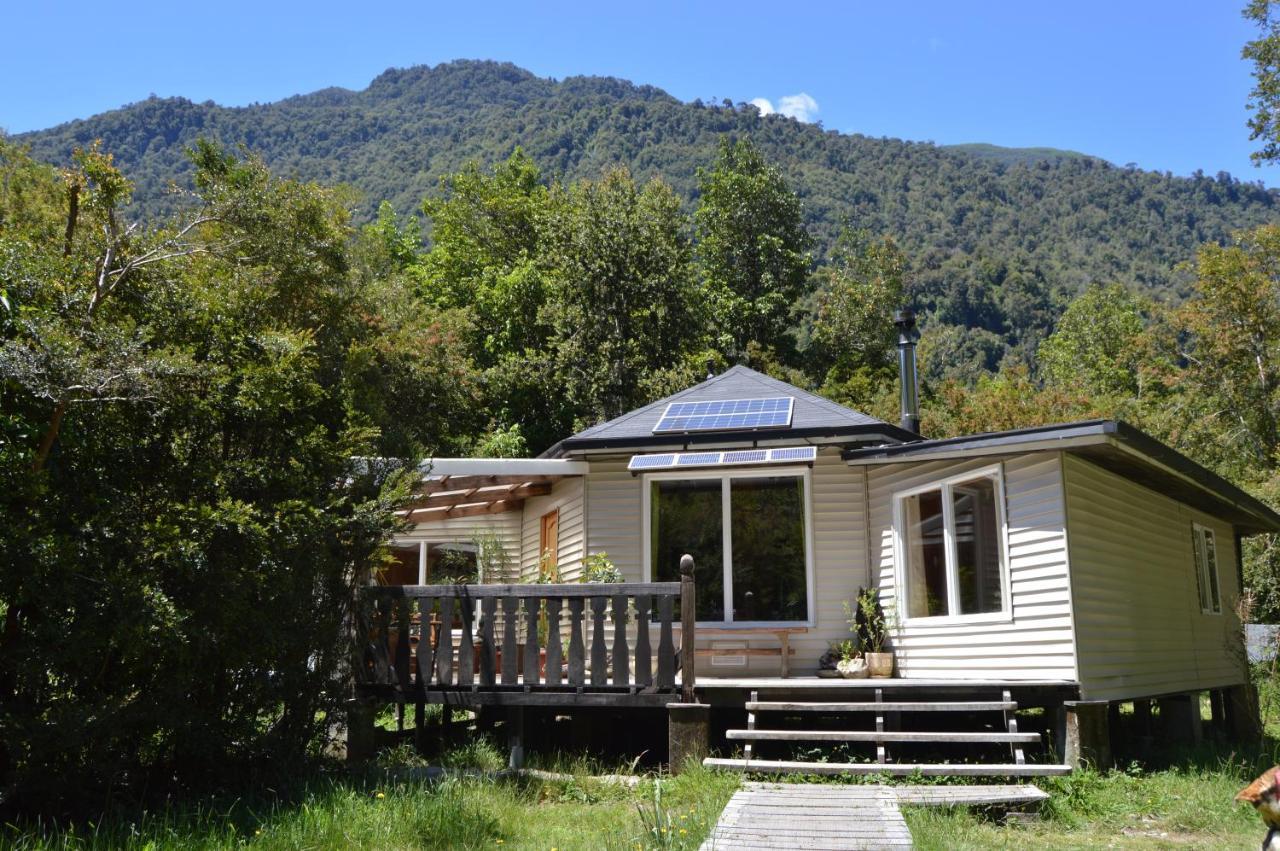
[1191,522,1223,616]
[640,465,816,628]
[892,463,1013,626]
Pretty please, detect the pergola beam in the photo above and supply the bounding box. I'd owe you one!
[415,474,561,496]
[402,482,552,513]
[405,499,526,520]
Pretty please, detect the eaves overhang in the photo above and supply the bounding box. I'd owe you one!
[843,420,1280,536]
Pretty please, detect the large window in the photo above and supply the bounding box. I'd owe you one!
[647,471,811,624]
[1192,523,1222,615]
[896,467,1008,621]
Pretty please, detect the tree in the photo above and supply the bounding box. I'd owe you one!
[0,141,452,811]
[544,167,705,423]
[1245,0,1280,165]
[695,138,812,361]
[1175,224,1280,472]
[1038,283,1152,399]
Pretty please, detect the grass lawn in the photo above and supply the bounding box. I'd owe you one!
[0,745,737,851]
[7,689,1280,849]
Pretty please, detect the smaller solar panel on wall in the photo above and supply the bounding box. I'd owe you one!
[626,446,816,472]
[652,397,794,434]
[627,454,677,469]
[768,447,818,462]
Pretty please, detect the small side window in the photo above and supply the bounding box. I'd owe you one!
[1192,524,1222,615]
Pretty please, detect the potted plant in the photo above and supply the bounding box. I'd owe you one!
[850,587,894,678]
[834,639,868,678]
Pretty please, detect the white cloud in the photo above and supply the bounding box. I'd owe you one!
[750,93,819,123]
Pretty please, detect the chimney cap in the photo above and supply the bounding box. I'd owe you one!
[893,308,916,328]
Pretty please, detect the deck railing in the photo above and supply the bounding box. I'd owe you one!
[357,561,696,702]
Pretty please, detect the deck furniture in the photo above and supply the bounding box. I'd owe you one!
[691,626,806,677]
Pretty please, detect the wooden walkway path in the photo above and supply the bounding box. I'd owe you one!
[700,782,1048,849]
[700,783,912,850]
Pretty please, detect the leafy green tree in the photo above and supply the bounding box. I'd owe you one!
[695,138,812,361]
[0,141,452,811]
[1176,224,1280,471]
[810,230,905,408]
[545,167,705,423]
[1038,283,1151,399]
[1245,0,1280,165]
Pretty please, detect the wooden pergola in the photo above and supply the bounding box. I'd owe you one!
[396,458,589,521]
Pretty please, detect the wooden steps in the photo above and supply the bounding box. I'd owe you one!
[705,687,1070,779]
[726,728,1041,744]
[705,757,1071,776]
[745,700,1016,713]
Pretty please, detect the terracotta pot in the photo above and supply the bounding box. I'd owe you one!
[866,651,894,678]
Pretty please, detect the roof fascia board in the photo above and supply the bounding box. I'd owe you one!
[556,426,912,457]
[419,458,589,477]
[842,432,1108,465]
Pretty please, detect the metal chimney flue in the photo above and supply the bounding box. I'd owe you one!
[894,308,921,436]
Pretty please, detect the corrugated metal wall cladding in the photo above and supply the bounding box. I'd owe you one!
[1064,454,1246,701]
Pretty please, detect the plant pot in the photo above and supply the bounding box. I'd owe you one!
[837,657,869,678]
[865,651,894,678]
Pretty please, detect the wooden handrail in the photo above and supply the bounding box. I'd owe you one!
[357,565,696,696]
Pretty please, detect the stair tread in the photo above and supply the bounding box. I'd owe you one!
[725,728,1041,743]
[704,757,1071,777]
[745,700,1016,712]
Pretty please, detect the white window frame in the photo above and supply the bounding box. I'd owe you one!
[640,466,816,628]
[1192,522,1223,615]
[892,463,1013,626]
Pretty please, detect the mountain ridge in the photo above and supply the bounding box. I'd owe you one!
[11,59,1280,363]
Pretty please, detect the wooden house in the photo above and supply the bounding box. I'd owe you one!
[359,317,1276,776]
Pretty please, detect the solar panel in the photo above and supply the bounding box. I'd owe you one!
[627,454,677,470]
[627,446,816,472]
[768,447,818,463]
[653,397,794,434]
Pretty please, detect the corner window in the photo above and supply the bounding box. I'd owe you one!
[646,471,812,624]
[1192,523,1222,615]
[896,467,1008,621]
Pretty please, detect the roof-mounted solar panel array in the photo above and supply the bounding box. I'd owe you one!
[652,397,794,434]
[626,446,817,473]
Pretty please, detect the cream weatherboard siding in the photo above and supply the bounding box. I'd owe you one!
[1063,453,1246,701]
[519,476,586,581]
[867,453,1078,682]
[584,449,872,676]
[393,511,523,582]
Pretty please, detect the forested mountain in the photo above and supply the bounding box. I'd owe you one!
[14,60,1279,357]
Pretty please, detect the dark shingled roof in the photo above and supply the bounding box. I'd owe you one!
[545,365,914,455]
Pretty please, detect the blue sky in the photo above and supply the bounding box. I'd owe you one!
[3,1,1276,184]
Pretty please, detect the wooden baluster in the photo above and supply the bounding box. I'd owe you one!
[590,596,608,686]
[457,594,475,687]
[611,594,629,686]
[680,554,697,702]
[545,598,563,686]
[374,595,393,684]
[634,594,652,687]
[395,597,412,692]
[417,596,437,688]
[436,596,454,686]
[523,596,540,687]
[656,594,675,689]
[501,596,519,685]
[567,597,586,686]
[479,597,497,687]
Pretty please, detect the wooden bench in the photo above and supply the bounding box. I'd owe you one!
[691,626,808,677]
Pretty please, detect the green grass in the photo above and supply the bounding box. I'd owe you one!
[0,751,737,851]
